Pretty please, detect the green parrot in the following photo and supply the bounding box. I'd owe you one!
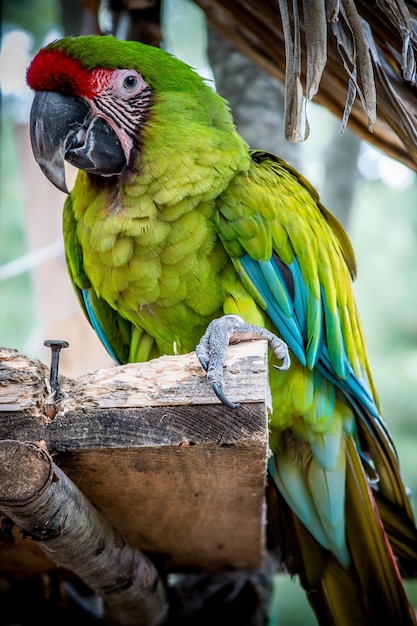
[26,35,417,625]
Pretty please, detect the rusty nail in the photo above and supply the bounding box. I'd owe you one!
[43,339,69,400]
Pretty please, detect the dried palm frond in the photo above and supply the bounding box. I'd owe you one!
[194,0,417,171]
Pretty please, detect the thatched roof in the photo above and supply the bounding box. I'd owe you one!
[85,0,417,171]
[193,0,417,172]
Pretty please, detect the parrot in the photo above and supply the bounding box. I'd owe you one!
[26,35,417,625]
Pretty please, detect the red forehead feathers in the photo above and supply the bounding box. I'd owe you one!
[26,48,96,98]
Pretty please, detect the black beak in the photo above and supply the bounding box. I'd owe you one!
[30,91,127,193]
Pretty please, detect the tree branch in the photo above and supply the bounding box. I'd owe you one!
[0,439,168,626]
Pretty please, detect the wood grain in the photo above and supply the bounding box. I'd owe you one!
[0,341,271,578]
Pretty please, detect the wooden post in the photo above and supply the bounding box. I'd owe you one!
[0,341,271,579]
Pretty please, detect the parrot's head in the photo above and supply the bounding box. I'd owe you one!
[26,35,225,193]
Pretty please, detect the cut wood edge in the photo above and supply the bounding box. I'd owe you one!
[0,341,273,413]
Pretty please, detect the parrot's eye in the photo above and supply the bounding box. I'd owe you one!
[123,74,138,90]
[113,69,146,99]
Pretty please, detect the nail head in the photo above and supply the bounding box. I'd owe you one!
[44,340,69,349]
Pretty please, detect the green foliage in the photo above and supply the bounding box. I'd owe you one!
[269,575,318,625]
[0,116,38,352]
[352,177,417,525]
[3,0,61,47]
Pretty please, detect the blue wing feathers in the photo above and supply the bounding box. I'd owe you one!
[82,288,121,364]
[241,255,306,364]
[321,287,350,380]
[240,254,379,420]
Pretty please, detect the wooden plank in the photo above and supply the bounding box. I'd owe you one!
[0,341,272,411]
[0,342,271,578]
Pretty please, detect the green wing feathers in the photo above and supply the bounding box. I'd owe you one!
[27,36,417,625]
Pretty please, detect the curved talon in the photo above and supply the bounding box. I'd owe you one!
[212,382,240,409]
[273,353,291,371]
[197,315,289,409]
[198,355,209,371]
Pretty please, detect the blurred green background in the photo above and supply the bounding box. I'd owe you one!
[1,1,417,624]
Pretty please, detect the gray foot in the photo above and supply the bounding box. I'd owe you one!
[196,315,290,408]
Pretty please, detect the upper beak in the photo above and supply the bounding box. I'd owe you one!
[30,91,90,193]
[30,91,127,194]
